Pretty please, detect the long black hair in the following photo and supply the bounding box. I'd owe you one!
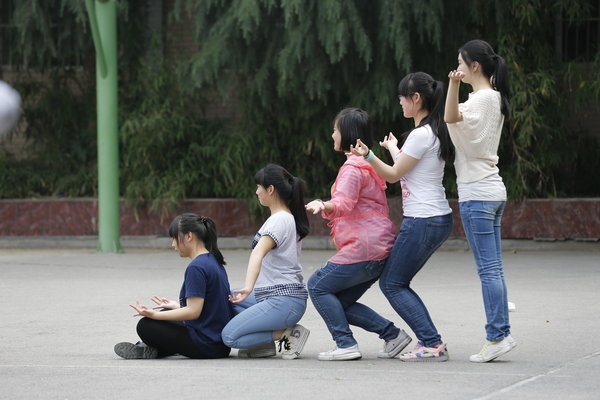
[459,39,511,118]
[398,72,454,163]
[254,164,310,240]
[168,213,226,266]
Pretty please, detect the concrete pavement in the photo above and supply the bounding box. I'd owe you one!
[0,241,599,399]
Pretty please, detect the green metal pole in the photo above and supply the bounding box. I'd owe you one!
[86,0,122,252]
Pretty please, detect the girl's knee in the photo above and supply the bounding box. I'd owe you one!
[136,317,152,335]
[220,328,236,348]
[379,277,408,294]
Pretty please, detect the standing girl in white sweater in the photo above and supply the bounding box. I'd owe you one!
[444,39,516,363]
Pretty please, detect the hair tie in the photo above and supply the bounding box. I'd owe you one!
[199,216,208,223]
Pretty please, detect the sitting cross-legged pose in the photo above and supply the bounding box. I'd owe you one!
[114,213,235,359]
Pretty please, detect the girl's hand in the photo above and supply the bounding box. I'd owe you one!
[349,139,369,157]
[305,199,325,215]
[150,296,179,310]
[379,132,398,150]
[448,70,465,82]
[229,288,251,304]
[130,301,156,318]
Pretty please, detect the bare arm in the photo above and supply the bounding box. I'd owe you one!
[130,296,204,321]
[444,70,464,124]
[229,235,275,303]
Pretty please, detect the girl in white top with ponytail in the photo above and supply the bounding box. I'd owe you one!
[445,39,516,363]
[352,72,454,362]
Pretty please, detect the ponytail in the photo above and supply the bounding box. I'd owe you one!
[492,55,510,118]
[200,217,226,266]
[289,176,310,240]
[429,80,454,163]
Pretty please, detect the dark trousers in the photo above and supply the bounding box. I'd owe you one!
[136,317,215,359]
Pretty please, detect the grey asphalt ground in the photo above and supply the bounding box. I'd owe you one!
[1,238,599,400]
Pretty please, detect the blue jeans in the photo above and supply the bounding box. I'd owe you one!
[379,213,453,348]
[460,200,510,342]
[308,260,399,349]
[221,295,307,349]
[230,290,257,315]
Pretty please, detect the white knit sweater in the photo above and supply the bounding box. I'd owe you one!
[447,89,504,183]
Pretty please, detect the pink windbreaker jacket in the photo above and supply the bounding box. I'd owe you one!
[322,155,396,264]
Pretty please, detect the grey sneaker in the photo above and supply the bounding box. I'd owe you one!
[469,337,512,363]
[378,329,412,358]
[318,344,362,361]
[278,324,310,360]
[238,342,277,358]
[114,342,158,359]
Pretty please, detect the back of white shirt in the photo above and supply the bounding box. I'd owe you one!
[399,125,452,218]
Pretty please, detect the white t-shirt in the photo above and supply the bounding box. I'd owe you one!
[252,211,307,301]
[399,125,452,218]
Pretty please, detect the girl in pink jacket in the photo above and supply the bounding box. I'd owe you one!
[305,107,411,361]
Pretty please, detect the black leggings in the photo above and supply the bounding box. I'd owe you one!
[136,318,215,359]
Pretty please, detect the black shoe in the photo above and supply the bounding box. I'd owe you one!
[114,342,158,359]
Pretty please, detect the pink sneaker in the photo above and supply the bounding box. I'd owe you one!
[398,341,449,362]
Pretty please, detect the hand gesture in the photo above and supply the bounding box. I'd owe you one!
[130,301,156,318]
[448,70,465,82]
[349,139,369,157]
[379,132,398,151]
[229,287,251,304]
[150,296,179,310]
[305,199,325,215]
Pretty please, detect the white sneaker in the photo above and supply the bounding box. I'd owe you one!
[508,301,516,312]
[378,329,412,358]
[505,334,517,349]
[278,324,310,360]
[318,344,362,361]
[469,337,513,363]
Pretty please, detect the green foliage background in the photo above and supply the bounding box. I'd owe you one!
[1,0,599,211]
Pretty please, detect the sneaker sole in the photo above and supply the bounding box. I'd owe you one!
[238,349,276,358]
[378,335,412,358]
[318,352,362,361]
[281,329,310,360]
[399,353,449,362]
